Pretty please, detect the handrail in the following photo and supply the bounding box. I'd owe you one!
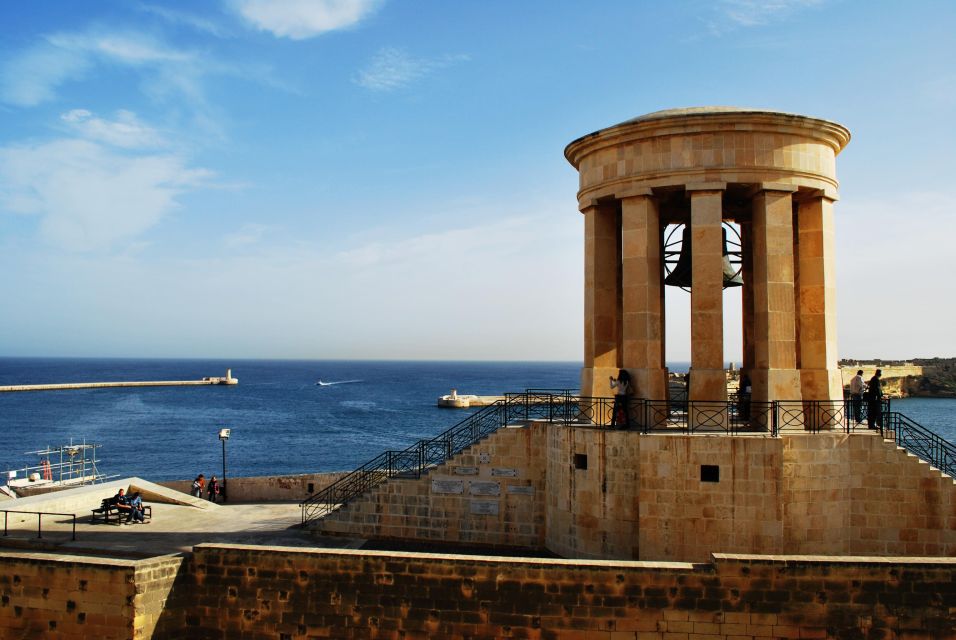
[882,412,956,478]
[2,509,77,541]
[301,400,511,524]
[300,390,947,527]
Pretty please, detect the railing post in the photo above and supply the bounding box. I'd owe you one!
[37,513,42,539]
[72,515,76,541]
[3,512,7,537]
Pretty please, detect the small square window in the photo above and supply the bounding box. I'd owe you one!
[573,453,588,470]
[701,465,719,483]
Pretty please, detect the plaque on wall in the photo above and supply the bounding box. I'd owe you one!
[470,500,500,515]
[431,479,464,494]
[507,485,534,495]
[478,452,491,464]
[454,466,479,475]
[491,468,518,477]
[469,481,500,496]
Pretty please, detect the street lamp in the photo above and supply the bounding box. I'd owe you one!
[218,428,230,503]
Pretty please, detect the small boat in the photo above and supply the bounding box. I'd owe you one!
[316,380,332,386]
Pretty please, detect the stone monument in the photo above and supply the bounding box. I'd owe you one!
[564,107,850,406]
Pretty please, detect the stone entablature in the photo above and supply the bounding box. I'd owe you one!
[565,107,849,207]
[311,422,956,563]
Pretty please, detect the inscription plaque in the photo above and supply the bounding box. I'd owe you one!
[470,500,499,515]
[507,485,535,495]
[454,467,479,475]
[469,481,500,496]
[431,479,464,494]
[478,452,491,464]
[491,468,518,477]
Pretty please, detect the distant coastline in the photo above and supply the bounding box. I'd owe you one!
[839,357,956,398]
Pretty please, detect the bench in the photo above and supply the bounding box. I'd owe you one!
[90,498,151,524]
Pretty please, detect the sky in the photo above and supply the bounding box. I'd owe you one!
[0,0,954,363]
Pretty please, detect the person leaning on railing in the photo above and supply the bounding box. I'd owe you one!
[865,369,885,430]
[609,369,632,429]
[849,369,865,425]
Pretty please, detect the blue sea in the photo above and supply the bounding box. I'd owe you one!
[0,358,953,482]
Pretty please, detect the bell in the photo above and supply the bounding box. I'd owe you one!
[663,226,743,289]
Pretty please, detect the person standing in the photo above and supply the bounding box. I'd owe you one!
[866,369,884,430]
[207,476,221,503]
[609,369,632,429]
[191,474,205,498]
[849,369,865,424]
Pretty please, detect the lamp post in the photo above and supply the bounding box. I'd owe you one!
[218,428,230,503]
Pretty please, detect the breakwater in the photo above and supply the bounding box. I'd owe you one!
[0,369,238,393]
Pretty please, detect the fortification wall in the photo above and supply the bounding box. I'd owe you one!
[165,544,956,639]
[315,424,548,549]
[313,424,956,562]
[158,471,346,503]
[0,551,184,640]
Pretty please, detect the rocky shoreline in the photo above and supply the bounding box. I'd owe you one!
[839,357,956,398]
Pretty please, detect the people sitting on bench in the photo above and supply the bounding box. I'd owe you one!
[127,491,149,524]
[112,488,133,519]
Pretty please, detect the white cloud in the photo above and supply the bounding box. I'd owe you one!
[718,0,824,26]
[355,47,469,92]
[139,4,230,37]
[60,109,166,149]
[1,29,211,113]
[232,0,383,40]
[0,43,91,107]
[0,138,211,251]
[224,223,271,248]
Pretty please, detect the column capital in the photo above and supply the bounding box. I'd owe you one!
[685,181,726,193]
[748,182,798,197]
[615,187,654,200]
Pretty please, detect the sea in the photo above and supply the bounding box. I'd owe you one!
[1,358,954,483]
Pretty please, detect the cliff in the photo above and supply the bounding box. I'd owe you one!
[839,357,956,398]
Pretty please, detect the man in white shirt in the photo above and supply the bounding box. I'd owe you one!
[849,369,865,424]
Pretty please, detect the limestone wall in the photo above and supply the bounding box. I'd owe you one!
[314,424,548,550]
[158,471,346,503]
[0,550,183,640]
[313,423,956,562]
[170,544,956,639]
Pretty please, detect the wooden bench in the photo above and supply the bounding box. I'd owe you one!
[90,498,151,524]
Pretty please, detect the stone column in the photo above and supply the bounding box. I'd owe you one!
[751,184,801,403]
[687,184,727,402]
[581,200,621,398]
[740,220,755,373]
[796,191,842,402]
[621,191,667,400]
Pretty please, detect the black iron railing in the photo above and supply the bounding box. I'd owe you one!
[882,412,956,478]
[2,509,77,541]
[300,390,942,527]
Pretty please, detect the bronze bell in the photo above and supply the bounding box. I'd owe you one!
[663,226,743,289]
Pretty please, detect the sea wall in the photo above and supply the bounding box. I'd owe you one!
[0,551,184,640]
[158,471,346,503]
[162,545,956,639]
[312,423,956,562]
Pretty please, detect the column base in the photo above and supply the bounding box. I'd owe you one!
[752,368,802,403]
[632,368,668,401]
[688,368,728,402]
[800,368,844,402]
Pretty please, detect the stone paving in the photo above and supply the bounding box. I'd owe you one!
[1,482,359,558]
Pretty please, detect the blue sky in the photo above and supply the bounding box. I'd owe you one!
[1,0,954,361]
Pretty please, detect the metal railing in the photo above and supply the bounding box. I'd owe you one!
[882,412,956,478]
[300,390,941,527]
[2,509,77,541]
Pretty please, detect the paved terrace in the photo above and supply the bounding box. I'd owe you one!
[0,478,357,558]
